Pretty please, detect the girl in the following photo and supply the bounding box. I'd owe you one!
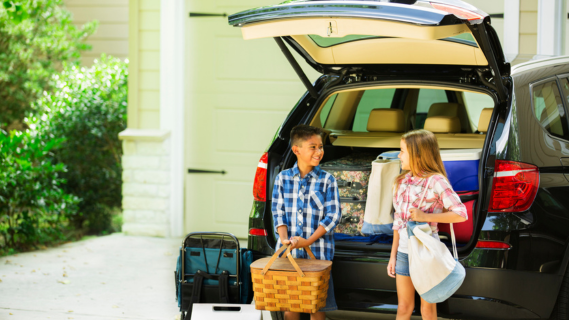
[387,129,468,320]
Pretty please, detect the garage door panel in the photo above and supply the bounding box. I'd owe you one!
[185,0,315,238]
[215,109,288,153]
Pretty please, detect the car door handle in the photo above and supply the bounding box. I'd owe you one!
[187,168,226,175]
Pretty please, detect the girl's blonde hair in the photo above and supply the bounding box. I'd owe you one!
[394,129,448,187]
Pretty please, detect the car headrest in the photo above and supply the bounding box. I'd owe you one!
[424,116,461,133]
[367,109,405,132]
[477,108,493,133]
[427,103,460,118]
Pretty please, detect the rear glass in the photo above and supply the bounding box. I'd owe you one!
[308,33,477,48]
[353,89,396,132]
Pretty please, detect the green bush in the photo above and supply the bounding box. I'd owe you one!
[0,129,79,255]
[0,0,97,127]
[31,55,128,234]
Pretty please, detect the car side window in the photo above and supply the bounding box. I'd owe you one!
[532,80,568,139]
[352,88,396,132]
[320,94,337,127]
[415,89,448,129]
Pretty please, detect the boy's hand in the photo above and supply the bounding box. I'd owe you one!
[289,236,309,249]
[409,208,427,222]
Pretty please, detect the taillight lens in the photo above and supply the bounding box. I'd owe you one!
[489,160,539,212]
[476,240,511,249]
[249,228,268,236]
[253,152,269,202]
[430,2,485,21]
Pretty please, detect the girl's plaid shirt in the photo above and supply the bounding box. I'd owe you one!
[392,173,467,233]
[271,163,341,261]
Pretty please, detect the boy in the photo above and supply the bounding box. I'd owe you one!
[272,124,341,320]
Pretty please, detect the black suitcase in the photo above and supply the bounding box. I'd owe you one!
[321,154,375,235]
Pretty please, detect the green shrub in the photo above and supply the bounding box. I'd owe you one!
[0,129,79,254]
[31,55,128,234]
[0,0,97,127]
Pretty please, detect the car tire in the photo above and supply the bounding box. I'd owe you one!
[270,312,310,320]
[551,267,569,320]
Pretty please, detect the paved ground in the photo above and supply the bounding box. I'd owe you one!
[0,234,428,320]
[0,233,183,320]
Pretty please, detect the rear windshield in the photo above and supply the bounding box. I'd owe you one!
[318,87,494,133]
[308,33,477,48]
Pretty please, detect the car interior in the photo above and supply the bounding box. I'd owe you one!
[284,85,496,250]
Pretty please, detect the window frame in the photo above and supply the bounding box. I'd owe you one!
[529,76,569,142]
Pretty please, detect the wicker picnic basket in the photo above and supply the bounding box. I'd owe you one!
[250,244,332,313]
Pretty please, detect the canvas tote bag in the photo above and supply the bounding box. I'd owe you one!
[407,176,466,304]
[361,158,400,235]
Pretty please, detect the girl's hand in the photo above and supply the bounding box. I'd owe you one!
[387,258,396,278]
[409,208,428,222]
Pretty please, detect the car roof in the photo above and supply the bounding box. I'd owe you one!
[511,56,569,76]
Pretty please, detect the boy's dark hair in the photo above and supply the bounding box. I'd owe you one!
[290,125,323,146]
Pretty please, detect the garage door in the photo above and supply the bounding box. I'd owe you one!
[184,0,320,238]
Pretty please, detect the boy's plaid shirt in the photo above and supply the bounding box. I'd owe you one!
[392,173,468,233]
[272,162,341,261]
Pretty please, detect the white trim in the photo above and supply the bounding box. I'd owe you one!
[503,0,520,63]
[118,129,171,141]
[160,0,185,237]
[535,0,566,60]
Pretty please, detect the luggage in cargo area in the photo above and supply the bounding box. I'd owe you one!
[440,149,481,192]
[321,153,375,235]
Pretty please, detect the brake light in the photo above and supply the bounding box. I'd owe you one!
[489,160,539,212]
[253,152,269,202]
[476,240,511,249]
[249,228,268,236]
[430,2,485,21]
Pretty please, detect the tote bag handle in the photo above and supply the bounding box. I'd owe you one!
[413,176,459,261]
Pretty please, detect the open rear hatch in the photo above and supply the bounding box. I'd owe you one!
[228,0,509,102]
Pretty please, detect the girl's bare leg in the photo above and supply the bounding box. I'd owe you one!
[310,311,325,320]
[420,297,437,320]
[396,274,415,320]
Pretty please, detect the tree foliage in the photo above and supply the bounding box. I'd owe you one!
[0,0,97,126]
[0,129,79,254]
[31,55,128,233]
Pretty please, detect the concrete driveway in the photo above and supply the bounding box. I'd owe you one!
[0,233,431,320]
[0,233,181,320]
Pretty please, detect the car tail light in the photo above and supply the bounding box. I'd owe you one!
[489,160,539,212]
[253,152,269,202]
[476,240,511,249]
[249,228,268,236]
[430,2,485,21]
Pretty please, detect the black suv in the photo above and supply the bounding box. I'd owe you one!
[229,1,569,319]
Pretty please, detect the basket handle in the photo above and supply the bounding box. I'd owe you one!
[261,244,316,277]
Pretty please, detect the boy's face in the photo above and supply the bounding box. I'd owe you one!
[292,134,324,168]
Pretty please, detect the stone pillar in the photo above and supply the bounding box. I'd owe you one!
[119,129,171,237]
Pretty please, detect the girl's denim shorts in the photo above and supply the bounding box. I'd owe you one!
[395,251,410,277]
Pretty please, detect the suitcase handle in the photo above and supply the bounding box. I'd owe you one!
[261,244,316,278]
